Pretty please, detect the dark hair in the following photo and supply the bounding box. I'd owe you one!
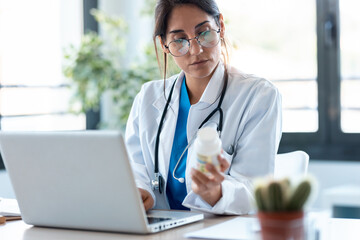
[153,0,230,83]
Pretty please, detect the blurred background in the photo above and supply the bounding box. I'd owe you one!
[0,0,360,207]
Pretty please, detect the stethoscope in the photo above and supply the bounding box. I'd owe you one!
[152,70,228,194]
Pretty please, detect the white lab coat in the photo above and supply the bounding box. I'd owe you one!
[125,62,282,215]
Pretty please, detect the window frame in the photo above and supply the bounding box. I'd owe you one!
[279,0,360,161]
[83,0,100,130]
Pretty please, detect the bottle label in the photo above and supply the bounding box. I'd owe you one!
[196,153,220,175]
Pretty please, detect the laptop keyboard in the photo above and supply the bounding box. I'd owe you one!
[147,217,172,224]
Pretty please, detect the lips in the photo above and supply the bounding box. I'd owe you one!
[190,59,208,66]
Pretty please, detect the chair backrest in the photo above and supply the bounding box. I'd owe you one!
[274,150,309,179]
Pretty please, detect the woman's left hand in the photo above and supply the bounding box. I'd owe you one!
[190,152,230,207]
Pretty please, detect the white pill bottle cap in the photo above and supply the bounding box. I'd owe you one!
[195,127,222,157]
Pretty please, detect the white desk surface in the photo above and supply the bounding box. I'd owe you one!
[0,215,247,240]
[2,212,360,240]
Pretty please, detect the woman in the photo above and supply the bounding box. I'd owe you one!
[125,0,282,215]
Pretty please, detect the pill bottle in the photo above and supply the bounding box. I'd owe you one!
[194,127,221,175]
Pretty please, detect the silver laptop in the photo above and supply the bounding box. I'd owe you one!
[0,131,203,233]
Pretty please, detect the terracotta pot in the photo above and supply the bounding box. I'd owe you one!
[257,211,304,240]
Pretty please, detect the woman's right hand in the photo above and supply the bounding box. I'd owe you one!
[138,188,154,211]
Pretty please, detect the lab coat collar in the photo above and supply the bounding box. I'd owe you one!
[153,72,184,113]
[152,62,225,111]
[197,62,225,105]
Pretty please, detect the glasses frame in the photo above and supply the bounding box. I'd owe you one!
[164,28,221,57]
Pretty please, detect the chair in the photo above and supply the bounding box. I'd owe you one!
[274,150,309,179]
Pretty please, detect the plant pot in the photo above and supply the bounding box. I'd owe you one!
[257,211,304,240]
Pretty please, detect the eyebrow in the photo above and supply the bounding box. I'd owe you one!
[168,20,210,34]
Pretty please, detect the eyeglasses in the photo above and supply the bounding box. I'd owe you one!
[164,29,221,57]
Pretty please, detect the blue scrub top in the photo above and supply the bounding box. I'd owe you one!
[166,78,190,210]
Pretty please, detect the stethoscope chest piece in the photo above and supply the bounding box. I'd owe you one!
[151,172,164,194]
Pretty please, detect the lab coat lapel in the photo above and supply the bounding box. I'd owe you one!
[184,62,225,192]
[153,74,182,123]
[152,73,184,184]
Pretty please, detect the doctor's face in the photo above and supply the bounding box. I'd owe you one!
[163,5,224,82]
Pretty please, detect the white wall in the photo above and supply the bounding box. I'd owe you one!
[98,0,153,65]
[308,160,360,209]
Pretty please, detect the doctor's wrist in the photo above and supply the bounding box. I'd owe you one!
[200,184,223,207]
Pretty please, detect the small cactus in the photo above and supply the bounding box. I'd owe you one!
[268,182,284,211]
[254,177,312,212]
[255,187,266,211]
[286,180,311,211]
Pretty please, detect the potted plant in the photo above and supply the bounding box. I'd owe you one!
[254,177,312,240]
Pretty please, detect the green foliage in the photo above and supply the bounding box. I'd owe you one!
[63,31,115,112]
[63,8,165,129]
[141,0,157,17]
[255,177,312,212]
[106,45,161,129]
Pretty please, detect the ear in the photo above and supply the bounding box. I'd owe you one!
[219,13,226,39]
[158,36,170,54]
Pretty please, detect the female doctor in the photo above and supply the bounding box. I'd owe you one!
[125,0,282,215]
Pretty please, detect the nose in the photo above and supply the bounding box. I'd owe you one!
[188,38,203,56]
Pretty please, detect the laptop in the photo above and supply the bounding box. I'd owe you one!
[0,131,203,233]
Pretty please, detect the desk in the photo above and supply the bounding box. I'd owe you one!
[3,214,360,240]
[0,215,254,240]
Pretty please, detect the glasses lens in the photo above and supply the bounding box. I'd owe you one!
[199,30,220,48]
[169,39,189,56]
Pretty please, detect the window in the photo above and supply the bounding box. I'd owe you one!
[218,0,360,160]
[218,0,318,133]
[0,0,85,131]
[340,0,360,133]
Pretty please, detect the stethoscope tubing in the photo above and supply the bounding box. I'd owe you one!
[153,70,228,194]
